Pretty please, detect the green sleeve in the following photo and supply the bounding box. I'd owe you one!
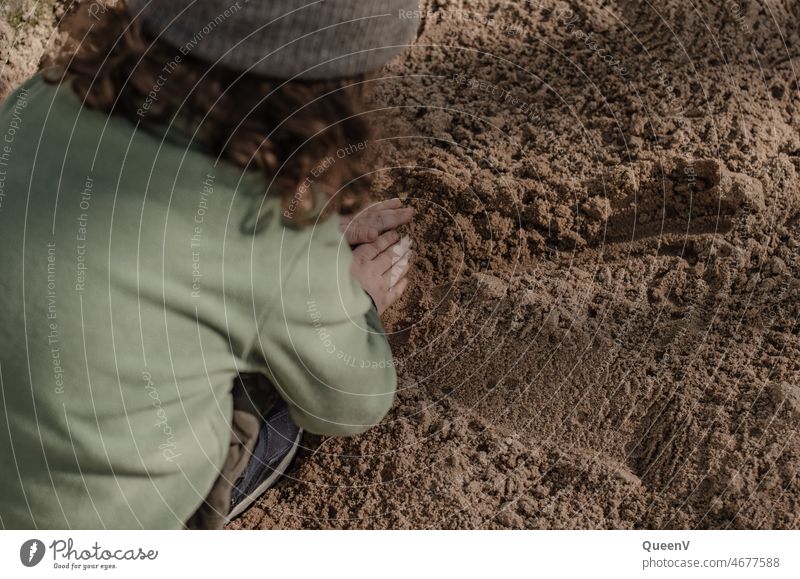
[250,218,397,436]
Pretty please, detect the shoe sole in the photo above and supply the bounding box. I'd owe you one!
[225,428,303,522]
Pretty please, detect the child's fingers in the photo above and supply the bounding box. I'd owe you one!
[343,200,412,246]
[385,252,412,287]
[359,207,414,236]
[342,220,379,245]
[379,207,415,230]
[371,230,404,257]
[382,276,409,313]
[367,198,403,212]
[354,230,401,261]
[374,235,412,273]
[349,198,404,225]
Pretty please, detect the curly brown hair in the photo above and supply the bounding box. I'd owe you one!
[47,1,374,226]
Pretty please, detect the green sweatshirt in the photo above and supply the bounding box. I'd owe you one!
[0,75,396,529]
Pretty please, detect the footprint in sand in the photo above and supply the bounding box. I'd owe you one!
[582,158,765,247]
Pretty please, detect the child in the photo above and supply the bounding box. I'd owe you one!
[0,0,419,529]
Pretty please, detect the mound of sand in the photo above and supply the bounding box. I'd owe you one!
[3,0,798,529]
[242,0,800,529]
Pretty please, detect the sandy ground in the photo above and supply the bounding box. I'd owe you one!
[2,0,799,529]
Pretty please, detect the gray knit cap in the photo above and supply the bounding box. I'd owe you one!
[126,0,420,79]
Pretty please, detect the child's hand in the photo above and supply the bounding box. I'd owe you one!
[350,231,413,314]
[340,198,415,246]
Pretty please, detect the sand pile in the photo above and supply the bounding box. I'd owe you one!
[242,0,800,529]
[2,0,798,529]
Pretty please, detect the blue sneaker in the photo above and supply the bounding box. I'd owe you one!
[227,400,302,521]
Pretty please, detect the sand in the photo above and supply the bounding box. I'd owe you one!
[3,0,798,529]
